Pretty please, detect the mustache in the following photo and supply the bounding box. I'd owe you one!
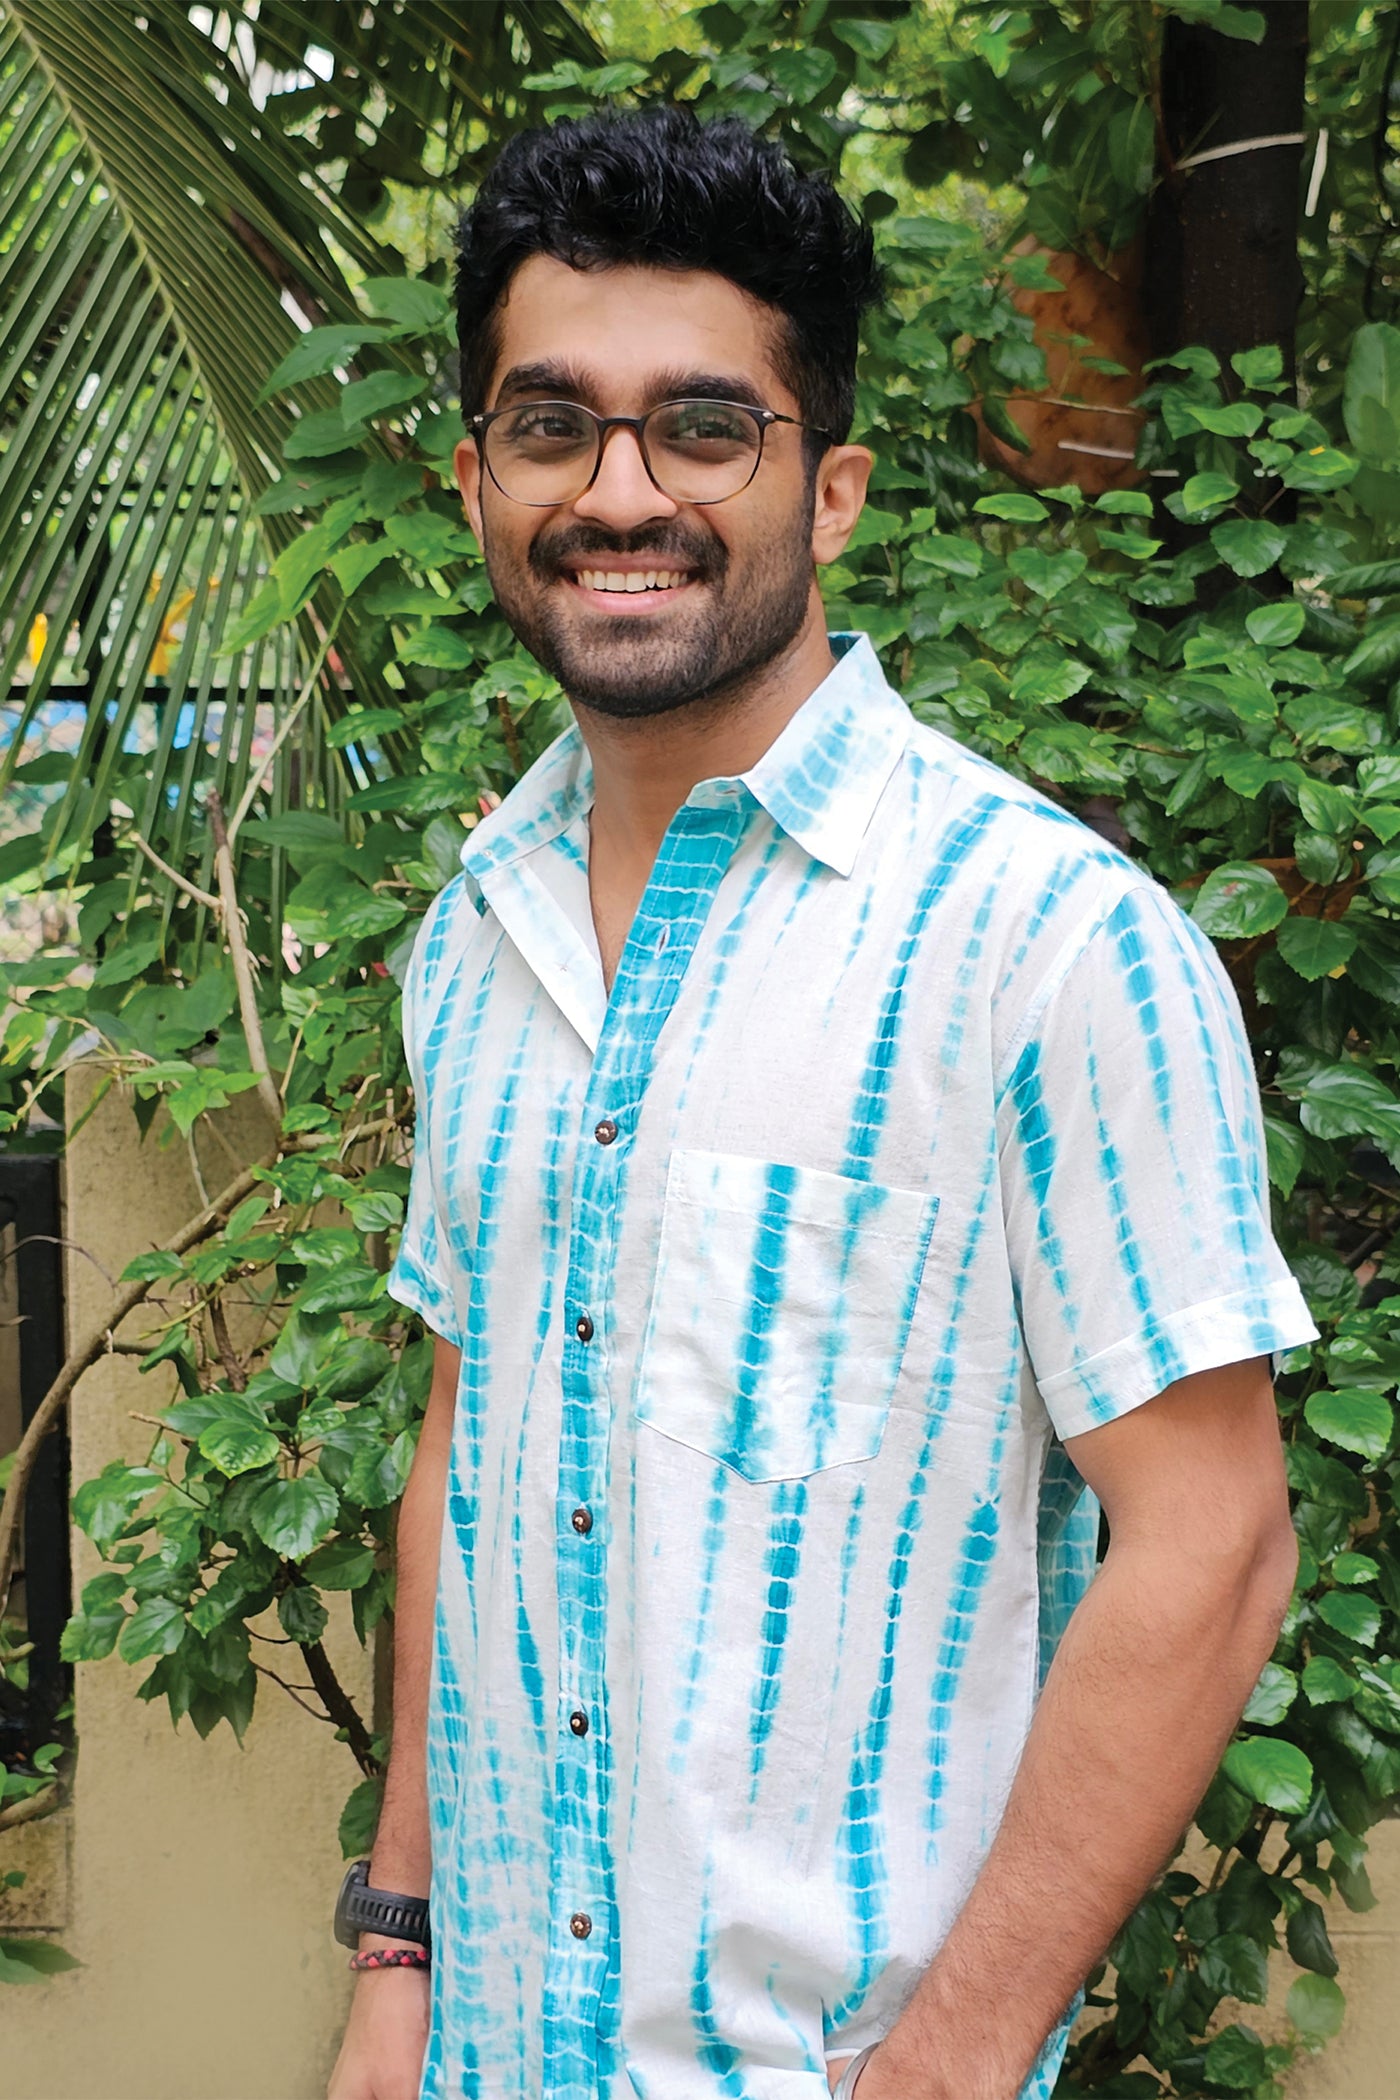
[528,521,727,584]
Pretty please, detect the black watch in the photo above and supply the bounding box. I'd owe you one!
[334,1860,432,1950]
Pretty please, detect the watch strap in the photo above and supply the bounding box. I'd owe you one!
[335,1860,432,1950]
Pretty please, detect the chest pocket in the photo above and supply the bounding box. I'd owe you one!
[634,1149,937,1483]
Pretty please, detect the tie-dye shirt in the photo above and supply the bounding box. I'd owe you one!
[387,632,1314,2100]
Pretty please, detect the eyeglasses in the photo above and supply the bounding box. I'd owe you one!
[469,397,828,508]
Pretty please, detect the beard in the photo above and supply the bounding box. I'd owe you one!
[479,503,816,721]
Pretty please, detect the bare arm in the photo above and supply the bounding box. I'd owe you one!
[845,1356,1298,2100]
[328,1333,461,2100]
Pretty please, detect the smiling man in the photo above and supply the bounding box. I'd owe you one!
[327,108,1316,2100]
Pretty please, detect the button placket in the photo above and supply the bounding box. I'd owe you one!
[542,802,747,2090]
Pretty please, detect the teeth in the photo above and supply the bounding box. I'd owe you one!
[575,568,688,593]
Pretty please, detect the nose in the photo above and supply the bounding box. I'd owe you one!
[570,422,678,531]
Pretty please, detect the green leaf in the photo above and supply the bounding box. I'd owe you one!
[329,540,395,596]
[302,1539,375,1591]
[1302,1655,1355,1705]
[1245,601,1305,647]
[1332,1551,1379,1584]
[1343,321,1400,463]
[767,46,838,103]
[973,493,1049,522]
[1325,558,1400,596]
[0,1937,83,1981]
[1262,1115,1307,1197]
[197,1421,282,1478]
[249,1473,339,1559]
[830,16,897,60]
[1232,344,1285,388]
[1190,862,1288,937]
[1342,612,1400,686]
[1274,917,1356,981]
[1242,1661,1297,1726]
[1211,518,1288,576]
[1303,1387,1394,1460]
[118,1597,187,1664]
[340,371,428,425]
[359,276,451,332]
[338,1776,382,1859]
[1187,400,1265,438]
[277,1585,329,1644]
[120,1249,185,1283]
[1221,1736,1314,1815]
[1301,781,1360,835]
[1202,2023,1267,2089]
[1286,1896,1339,1976]
[1286,1972,1345,2042]
[1199,1929,1269,2005]
[259,325,390,399]
[1006,547,1087,600]
[1315,1590,1382,1647]
[1092,489,1154,517]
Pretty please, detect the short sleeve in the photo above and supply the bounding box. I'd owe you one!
[385,878,474,1347]
[996,881,1317,1442]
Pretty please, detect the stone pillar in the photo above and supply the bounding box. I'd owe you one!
[4,1068,371,2100]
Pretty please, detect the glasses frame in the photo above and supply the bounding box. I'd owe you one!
[469,396,830,508]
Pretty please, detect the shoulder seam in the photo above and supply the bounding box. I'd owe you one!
[992,878,1165,1105]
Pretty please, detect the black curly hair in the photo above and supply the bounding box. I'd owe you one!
[454,104,880,451]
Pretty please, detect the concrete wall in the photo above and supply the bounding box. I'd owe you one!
[4,1069,370,2100]
[3,1071,1396,2098]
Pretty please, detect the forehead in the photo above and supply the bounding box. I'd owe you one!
[486,254,794,409]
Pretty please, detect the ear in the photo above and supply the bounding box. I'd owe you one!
[454,437,484,548]
[810,444,873,566]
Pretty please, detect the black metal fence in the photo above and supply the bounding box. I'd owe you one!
[0,1152,68,1763]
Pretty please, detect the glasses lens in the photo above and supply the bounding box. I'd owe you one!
[485,402,597,503]
[646,400,762,502]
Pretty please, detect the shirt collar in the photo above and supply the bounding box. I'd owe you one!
[461,631,911,884]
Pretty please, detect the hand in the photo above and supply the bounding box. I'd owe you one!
[327,1959,430,2100]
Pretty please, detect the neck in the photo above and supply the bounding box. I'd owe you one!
[575,594,835,866]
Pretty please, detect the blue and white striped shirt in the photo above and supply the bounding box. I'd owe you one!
[388,633,1314,2100]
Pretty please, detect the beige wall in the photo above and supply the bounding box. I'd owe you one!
[3,1071,1397,2098]
[5,1070,370,2100]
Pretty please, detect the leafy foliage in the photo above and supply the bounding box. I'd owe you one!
[3,4,1400,2092]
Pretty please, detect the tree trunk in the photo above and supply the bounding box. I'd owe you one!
[1147,4,1309,390]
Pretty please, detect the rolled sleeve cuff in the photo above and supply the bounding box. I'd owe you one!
[386,1251,462,1348]
[1037,1278,1319,1443]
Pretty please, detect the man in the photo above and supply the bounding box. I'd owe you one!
[329,106,1315,2100]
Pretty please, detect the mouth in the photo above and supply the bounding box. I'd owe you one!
[558,562,700,612]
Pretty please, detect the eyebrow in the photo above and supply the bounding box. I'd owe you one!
[491,361,773,412]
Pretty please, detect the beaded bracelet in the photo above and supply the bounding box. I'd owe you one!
[348,1946,431,1972]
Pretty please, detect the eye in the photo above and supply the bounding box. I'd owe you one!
[504,404,591,444]
[661,401,755,446]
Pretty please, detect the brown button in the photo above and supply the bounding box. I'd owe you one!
[575,1312,594,1343]
[569,1709,589,1736]
[571,1506,593,1535]
[594,1117,618,1145]
[569,1911,592,1939]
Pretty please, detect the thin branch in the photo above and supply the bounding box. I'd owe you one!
[0,1783,60,1833]
[253,1661,334,1723]
[301,1636,379,1776]
[129,831,219,912]
[208,1295,247,1392]
[205,789,283,1130]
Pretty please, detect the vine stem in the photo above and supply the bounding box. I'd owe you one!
[205,788,283,1129]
